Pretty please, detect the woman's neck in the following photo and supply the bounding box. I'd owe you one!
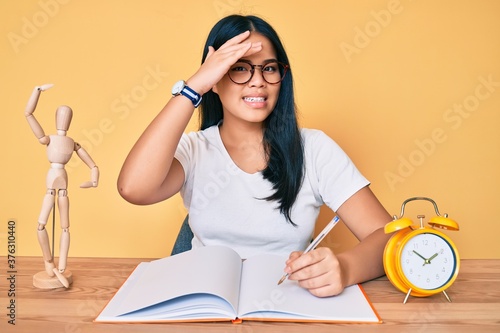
[219,119,263,144]
[218,120,267,173]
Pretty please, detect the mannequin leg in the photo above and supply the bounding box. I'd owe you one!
[48,189,70,288]
[37,189,56,277]
[57,189,70,272]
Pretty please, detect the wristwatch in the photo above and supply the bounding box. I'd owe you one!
[171,80,202,108]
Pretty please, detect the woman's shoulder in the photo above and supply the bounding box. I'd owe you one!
[300,127,324,136]
[300,127,335,144]
[300,127,347,158]
[183,124,219,141]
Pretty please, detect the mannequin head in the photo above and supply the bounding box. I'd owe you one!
[55,105,73,133]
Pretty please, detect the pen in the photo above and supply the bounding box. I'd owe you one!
[277,216,340,285]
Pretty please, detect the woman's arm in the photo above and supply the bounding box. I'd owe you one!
[117,31,262,205]
[335,186,392,286]
[284,186,392,297]
[117,95,196,205]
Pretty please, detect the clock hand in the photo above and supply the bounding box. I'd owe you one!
[427,253,438,263]
[413,250,427,262]
[413,250,432,266]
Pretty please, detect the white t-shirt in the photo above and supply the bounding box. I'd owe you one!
[174,125,369,259]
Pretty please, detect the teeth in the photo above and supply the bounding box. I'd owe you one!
[244,97,265,102]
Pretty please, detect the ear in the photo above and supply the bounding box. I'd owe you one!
[212,83,219,95]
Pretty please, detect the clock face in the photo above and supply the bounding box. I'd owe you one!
[399,232,457,290]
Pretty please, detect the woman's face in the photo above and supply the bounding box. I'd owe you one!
[213,32,281,127]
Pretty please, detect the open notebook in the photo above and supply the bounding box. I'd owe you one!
[95,246,381,323]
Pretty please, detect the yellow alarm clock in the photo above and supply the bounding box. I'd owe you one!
[383,197,460,303]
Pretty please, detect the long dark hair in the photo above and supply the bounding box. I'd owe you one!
[199,15,304,226]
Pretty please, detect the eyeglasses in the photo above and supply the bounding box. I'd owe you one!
[228,60,289,85]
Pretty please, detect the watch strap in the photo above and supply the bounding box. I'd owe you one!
[180,85,202,108]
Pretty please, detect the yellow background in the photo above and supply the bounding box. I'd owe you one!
[1,0,499,259]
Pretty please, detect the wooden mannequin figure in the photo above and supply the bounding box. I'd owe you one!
[25,84,99,289]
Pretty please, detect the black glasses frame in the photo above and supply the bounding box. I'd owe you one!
[228,59,290,85]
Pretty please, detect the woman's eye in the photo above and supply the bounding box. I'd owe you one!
[231,65,249,72]
[263,64,278,73]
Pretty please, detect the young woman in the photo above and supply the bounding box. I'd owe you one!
[117,14,392,297]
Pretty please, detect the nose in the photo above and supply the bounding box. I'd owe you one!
[248,66,266,87]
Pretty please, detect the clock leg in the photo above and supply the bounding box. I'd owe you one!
[442,290,452,302]
[403,288,412,304]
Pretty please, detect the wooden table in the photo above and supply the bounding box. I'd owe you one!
[1,257,499,332]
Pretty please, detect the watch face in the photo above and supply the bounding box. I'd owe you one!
[172,80,185,95]
[399,232,457,290]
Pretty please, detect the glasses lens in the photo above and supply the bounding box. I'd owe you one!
[228,62,252,84]
[228,62,288,84]
[262,62,285,84]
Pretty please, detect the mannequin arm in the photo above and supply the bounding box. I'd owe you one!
[25,84,53,145]
[75,142,99,188]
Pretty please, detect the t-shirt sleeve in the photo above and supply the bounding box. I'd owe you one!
[174,132,192,178]
[174,132,196,206]
[304,129,370,212]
